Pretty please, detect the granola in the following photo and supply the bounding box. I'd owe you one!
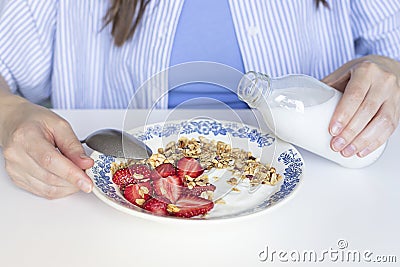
[146,136,282,187]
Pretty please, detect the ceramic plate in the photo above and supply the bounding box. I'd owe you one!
[86,119,304,221]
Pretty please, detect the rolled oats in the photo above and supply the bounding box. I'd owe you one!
[215,199,226,205]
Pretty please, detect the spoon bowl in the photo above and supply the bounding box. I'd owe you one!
[82,129,152,159]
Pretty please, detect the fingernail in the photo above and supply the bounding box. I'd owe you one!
[80,154,90,159]
[342,144,356,157]
[77,179,92,193]
[358,148,370,158]
[330,122,343,136]
[332,137,346,151]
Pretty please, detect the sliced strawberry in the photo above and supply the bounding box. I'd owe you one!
[177,157,204,178]
[155,163,176,178]
[153,175,183,203]
[150,169,162,181]
[128,164,152,181]
[167,174,183,186]
[168,195,214,218]
[143,197,171,216]
[183,184,216,197]
[112,167,135,188]
[153,178,164,196]
[123,182,152,207]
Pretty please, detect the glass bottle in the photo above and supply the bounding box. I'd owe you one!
[237,71,386,168]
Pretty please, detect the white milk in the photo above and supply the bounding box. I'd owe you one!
[259,87,386,168]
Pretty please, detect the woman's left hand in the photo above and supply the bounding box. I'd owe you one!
[322,55,400,158]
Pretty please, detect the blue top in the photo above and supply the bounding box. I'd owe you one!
[168,0,248,109]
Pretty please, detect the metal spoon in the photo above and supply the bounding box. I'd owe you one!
[81,129,152,159]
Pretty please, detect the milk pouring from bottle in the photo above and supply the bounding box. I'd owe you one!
[237,72,386,168]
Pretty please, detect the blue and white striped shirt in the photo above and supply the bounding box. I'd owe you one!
[0,0,399,109]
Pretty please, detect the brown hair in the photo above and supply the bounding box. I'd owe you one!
[104,0,150,47]
[316,0,329,8]
[105,0,329,47]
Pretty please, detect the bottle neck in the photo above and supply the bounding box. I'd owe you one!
[237,71,271,108]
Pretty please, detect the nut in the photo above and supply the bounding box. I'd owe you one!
[133,173,144,180]
[227,177,238,186]
[135,199,146,206]
[167,204,180,213]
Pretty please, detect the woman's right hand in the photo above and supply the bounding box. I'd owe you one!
[0,86,94,199]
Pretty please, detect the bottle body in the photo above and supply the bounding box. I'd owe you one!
[238,72,386,168]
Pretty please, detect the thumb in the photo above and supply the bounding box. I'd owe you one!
[53,120,94,170]
[322,68,351,92]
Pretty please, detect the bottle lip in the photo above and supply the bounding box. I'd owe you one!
[238,71,271,108]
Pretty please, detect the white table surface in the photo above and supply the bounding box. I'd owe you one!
[0,109,399,267]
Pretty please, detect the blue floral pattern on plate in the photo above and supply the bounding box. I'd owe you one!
[87,120,304,221]
[135,120,275,148]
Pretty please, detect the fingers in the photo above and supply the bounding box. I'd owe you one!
[27,138,93,193]
[13,175,80,199]
[5,158,80,199]
[1,101,95,198]
[353,107,394,157]
[322,68,351,92]
[328,60,400,157]
[332,103,396,158]
[18,152,73,188]
[53,119,94,170]
[329,67,372,137]
[5,119,94,194]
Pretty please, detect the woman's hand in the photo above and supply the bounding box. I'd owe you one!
[323,55,400,158]
[0,85,94,199]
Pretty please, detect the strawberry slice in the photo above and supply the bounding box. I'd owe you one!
[123,182,152,207]
[183,184,216,197]
[177,157,204,178]
[143,197,171,216]
[112,167,135,188]
[155,163,176,178]
[150,170,162,181]
[153,175,183,203]
[128,164,152,181]
[168,195,214,218]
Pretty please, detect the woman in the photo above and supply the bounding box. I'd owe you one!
[0,0,399,199]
